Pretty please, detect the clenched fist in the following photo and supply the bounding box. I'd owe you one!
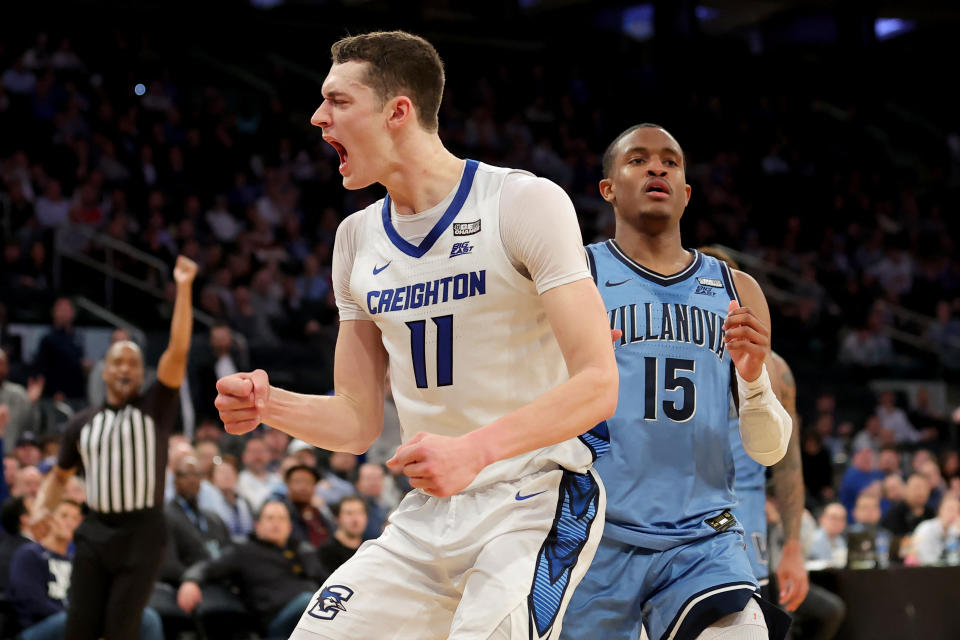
[215,369,271,435]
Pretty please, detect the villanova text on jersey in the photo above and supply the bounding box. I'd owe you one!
[586,240,743,551]
[608,300,727,361]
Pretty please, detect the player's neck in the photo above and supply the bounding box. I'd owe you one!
[614,225,691,274]
[381,134,464,215]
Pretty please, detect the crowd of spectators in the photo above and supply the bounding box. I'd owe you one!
[0,396,405,638]
[1,17,960,640]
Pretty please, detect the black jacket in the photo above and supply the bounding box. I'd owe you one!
[182,535,326,620]
[161,497,233,585]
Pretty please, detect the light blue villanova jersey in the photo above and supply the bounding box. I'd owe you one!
[586,239,743,551]
[730,409,766,492]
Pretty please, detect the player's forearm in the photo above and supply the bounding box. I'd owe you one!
[463,362,618,467]
[772,419,805,541]
[262,387,383,455]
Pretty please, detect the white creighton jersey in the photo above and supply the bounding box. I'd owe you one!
[340,160,599,489]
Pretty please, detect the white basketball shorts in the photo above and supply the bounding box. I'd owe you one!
[289,465,605,640]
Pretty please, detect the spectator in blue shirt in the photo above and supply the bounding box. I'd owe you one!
[8,499,163,640]
[838,446,885,521]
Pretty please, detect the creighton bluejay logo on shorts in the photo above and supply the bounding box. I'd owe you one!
[308,585,354,620]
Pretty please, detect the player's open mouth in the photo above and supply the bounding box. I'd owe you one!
[645,178,670,199]
[326,138,349,174]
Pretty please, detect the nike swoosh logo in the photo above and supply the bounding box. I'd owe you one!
[605,278,633,287]
[373,262,391,275]
[515,490,547,501]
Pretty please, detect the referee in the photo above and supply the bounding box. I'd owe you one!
[33,256,197,639]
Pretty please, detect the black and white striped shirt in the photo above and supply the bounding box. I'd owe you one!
[59,381,179,514]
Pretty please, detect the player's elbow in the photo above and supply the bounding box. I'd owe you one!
[590,364,619,422]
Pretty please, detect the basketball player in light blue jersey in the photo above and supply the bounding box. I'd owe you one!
[699,247,808,614]
[560,124,793,640]
[214,31,618,640]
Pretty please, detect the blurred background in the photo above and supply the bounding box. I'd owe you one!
[1,0,960,638]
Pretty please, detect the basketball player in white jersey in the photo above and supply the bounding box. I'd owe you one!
[214,31,618,639]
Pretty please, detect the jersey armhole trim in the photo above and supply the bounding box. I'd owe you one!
[585,246,598,284]
[719,261,742,304]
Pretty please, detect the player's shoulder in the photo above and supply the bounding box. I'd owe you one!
[500,170,567,200]
[333,203,380,245]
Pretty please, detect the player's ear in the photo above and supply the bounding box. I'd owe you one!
[385,95,413,130]
[599,178,615,203]
[684,183,692,207]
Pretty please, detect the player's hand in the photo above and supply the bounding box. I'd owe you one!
[215,369,271,435]
[776,539,809,611]
[173,255,199,285]
[723,300,769,382]
[177,581,203,613]
[386,432,485,498]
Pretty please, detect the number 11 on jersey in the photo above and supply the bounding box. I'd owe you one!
[406,315,454,388]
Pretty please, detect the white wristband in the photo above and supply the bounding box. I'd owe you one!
[736,364,791,466]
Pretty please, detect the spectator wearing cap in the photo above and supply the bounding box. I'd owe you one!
[0,348,43,452]
[881,474,935,537]
[319,496,367,573]
[14,437,42,468]
[205,455,254,542]
[275,463,333,547]
[838,447,884,521]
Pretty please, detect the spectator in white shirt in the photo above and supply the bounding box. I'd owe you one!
[910,495,960,565]
[237,437,279,512]
[875,390,936,444]
[807,503,848,567]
